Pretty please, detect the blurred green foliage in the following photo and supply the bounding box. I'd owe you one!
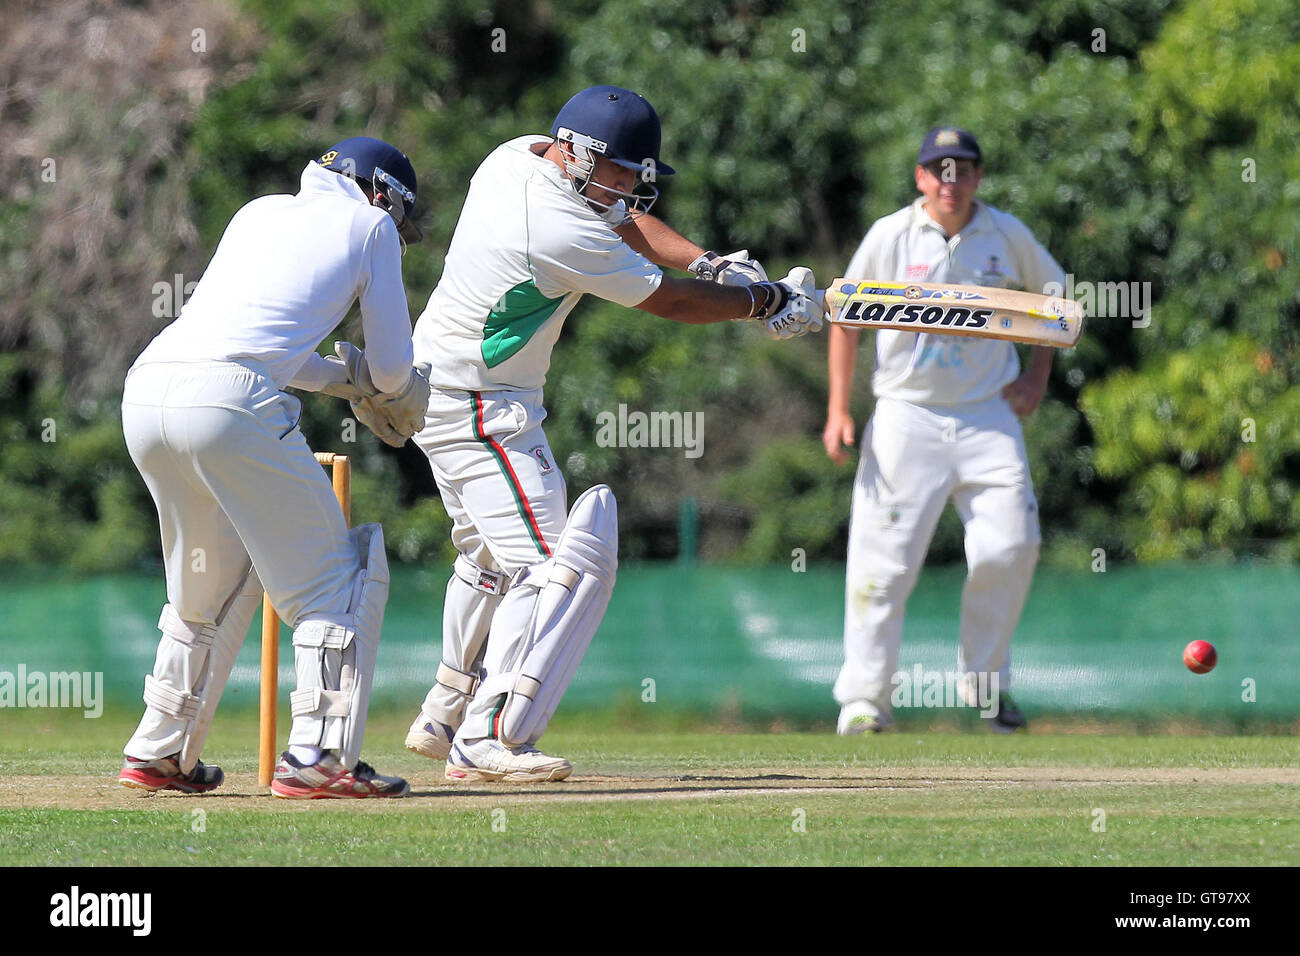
[1,0,1296,570]
[1084,334,1300,560]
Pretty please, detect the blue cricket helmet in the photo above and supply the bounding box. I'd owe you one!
[551,86,676,178]
[317,136,423,243]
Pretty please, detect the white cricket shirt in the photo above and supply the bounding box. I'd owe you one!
[412,135,663,391]
[136,162,414,393]
[844,197,1066,406]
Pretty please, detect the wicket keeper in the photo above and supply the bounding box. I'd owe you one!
[119,137,428,797]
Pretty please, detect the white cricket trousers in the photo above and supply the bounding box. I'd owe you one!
[121,360,358,756]
[412,386,568,740]
[416,387,568,574]
[833,395,1040,717]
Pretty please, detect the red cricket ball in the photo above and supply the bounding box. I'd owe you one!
[1183,640,1217,674]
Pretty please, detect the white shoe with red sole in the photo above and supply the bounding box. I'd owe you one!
[271,751,409,799]
[119,754,224,793]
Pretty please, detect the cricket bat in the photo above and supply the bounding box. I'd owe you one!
[817,280,1084,348]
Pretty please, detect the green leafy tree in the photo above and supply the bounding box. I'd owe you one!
[1084,334,1300,559]
[3,0,1296,570]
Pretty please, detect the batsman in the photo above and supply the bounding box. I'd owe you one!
[403,85,822,782]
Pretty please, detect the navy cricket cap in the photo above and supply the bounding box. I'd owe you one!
[551,86,676,176]
[917,127,982,166]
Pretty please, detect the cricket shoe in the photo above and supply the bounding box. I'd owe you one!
[404,711,457,761]
[445,738,572,783]
[270,751,409,799]
[983,693,1028,734]
[836,700,893,736]
[119,754,224,794]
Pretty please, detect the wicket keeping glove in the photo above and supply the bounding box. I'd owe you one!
[325,342,430,447]
[350,394,408,448]
[367,364,432,445]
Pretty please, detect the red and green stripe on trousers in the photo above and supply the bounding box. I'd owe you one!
[469,391,552,558]
[469,390,550,740]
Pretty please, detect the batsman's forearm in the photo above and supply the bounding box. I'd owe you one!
[827,323,860,413]
[637,276,752,324]
[616,213,706,271]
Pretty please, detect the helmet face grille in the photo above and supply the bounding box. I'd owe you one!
[554,127,604,182]
[556,127,608,157]
[553,134,660,225]
[373,167,415,209]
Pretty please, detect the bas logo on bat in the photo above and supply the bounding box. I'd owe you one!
[841,299,994,329]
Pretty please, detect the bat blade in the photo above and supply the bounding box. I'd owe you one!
[819,280,1083,348]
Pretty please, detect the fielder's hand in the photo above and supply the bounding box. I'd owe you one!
[823,409,856,465]
[688,249,769,286]
[748,266,823,340]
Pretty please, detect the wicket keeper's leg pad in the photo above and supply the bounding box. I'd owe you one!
[132,567,262,772]
[288,523,389,769]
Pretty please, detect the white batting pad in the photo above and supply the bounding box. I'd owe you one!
[415,553,509,734]
[475,484,618,746]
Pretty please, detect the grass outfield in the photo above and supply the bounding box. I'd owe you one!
[1,709,1297,866]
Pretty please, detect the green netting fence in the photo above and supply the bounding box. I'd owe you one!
[2,563,1294,725]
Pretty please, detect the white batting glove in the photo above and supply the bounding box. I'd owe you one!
[688,249,769,286]
[599,199,631,226]
[746,267,822,340]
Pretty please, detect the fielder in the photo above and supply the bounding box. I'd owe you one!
[824,127,1065,734]
[118,137,429,797]
[403,85,821,781]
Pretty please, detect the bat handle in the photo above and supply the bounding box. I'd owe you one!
[815,289,844,316]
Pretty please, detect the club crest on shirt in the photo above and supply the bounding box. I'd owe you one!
[906,263,930,280]
[530,445,553,474]
[978,255,1009,287]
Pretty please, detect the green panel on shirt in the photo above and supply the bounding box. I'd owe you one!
[481,280,563,367]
